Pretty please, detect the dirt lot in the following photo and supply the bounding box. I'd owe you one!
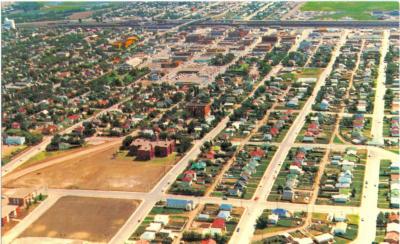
[5,145,179,192]
[19,196,140,243]
[68,11,94,20]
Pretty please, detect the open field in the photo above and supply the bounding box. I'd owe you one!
[301,1,399,20]
[19,148,86,170]
[2,145,28,165]
[68,10,94,20]
[19,196,140,243]
[5,145,180,192]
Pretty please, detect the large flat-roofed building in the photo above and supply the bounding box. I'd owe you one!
[3,188,38,207]
[129,138,175,160]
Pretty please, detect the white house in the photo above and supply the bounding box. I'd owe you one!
[154,214,169,226]
[314,233,334,243]
[387,222,400,233]
[146,222,162,232]
[140,231,156,241]
[332,194,349,203]
[293,237,314,244]
[268,214,279,224]
[333,222,348,235]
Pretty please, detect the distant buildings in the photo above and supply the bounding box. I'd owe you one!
[3,18,15,30]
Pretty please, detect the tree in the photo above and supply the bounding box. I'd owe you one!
[177,136,193,153]
[122,135,134,149]
[256,215,268,229]
[277,185,284,194]
[182,231,202,241]
[351,188,356,197]
[377,212,386,227]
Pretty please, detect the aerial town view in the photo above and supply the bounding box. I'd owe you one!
[1,1,399,244]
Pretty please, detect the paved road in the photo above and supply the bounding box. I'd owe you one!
[354,29,391,244]
[370,30,389,146]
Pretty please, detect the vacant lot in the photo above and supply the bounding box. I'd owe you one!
[2,145,27,165]
[5,145,179,192]
[301,1,399,20]
[20,196,140,243]
[68,10,94,20]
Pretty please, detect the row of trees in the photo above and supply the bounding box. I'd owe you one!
[209,53,235,66]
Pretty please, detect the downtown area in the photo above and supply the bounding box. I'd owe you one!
[1,1,400,244]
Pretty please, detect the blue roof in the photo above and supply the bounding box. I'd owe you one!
[272,208,288,217]
[220,204,233,211]
[217,210,231,219]
[166,198,193,205]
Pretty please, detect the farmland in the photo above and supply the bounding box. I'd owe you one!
[300,1,399,20]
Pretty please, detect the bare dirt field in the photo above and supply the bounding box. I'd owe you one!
[68,11,94,20]
[19,196,140,243]
[5,145,179,192]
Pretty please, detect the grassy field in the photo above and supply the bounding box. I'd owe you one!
[1,145,27,165]
[301,1,399,20]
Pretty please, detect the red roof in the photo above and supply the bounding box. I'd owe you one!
[11,122,20,129]
[389,213,399,222]
[309,123,318,129]
[206,151,215,159]
[391,174,400,181]
[385,231,399,242]
[270,127,279,136]
[201,239,217,244]
[67,115,80,121]
[182,176,193,183]
[211,218,225,229]
[98,100,108,105]
[184,170,196,176]
[305,131,314,137]
[250,148,265,158]
[285,110,293,115]
[291,161,301,167]
[18,107,26,113]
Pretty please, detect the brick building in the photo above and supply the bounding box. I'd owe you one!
[186,102,211,118]
[129,138,175,160]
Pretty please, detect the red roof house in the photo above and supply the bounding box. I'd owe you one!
[201,239,217,244]
[270,127,279,137]
[250,148,265,158]
[211,218,226,229]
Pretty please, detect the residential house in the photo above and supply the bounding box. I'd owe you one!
[166,198,194,211]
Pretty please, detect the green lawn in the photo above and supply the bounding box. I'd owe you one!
[301,1,399,20]
[378,160,392,208]
[333,135,345,144]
